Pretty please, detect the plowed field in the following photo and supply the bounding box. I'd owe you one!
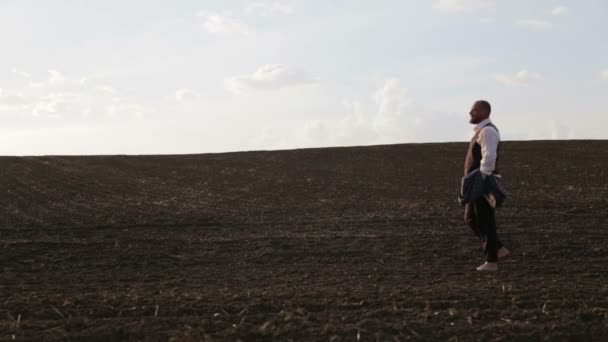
[1,141,607,341]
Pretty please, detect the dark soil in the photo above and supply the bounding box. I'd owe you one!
[1,140,607,341]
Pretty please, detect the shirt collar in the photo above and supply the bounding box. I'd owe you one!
[474,118,492,132]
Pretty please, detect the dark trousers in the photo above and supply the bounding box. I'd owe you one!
[464,197,503,262]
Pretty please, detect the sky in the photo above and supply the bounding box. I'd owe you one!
[1,0,607,155]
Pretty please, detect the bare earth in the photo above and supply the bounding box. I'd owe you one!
[1,140,607,341]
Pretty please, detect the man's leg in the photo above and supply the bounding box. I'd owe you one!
[467,199,509,271]
[464,202,482,240]
[475,198,499,262]
[465,201,502,249]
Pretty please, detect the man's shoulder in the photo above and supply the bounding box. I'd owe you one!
[480,124,500,136]
[483,122,499,131]
[477,124,501,142]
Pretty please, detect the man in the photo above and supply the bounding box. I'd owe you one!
[464,100,511,272]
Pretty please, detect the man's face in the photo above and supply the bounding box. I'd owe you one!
[469,102,488,124]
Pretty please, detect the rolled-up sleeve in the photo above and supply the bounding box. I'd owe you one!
[477,127,500,175]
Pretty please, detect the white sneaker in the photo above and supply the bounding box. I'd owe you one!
[476,262,498,272]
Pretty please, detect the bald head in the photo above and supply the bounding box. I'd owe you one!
[469,100,492,124]
[476,100,491,115]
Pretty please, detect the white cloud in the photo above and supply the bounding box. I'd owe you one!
[48,70,66,86]
[334,100,378,145]
[0,89,31,112]
[253,78,471,150]
[494,69,541,86]
[81,106,92,119]
[434,0,493,12]
[105,102,144,119]
[28,70,84,89]
[32,92,81,118]
[550,121,573,140]
[225,64,318,94]
[1,69,146,120]
[245,2,293,16]
[175,88,200,101]
[372,79,413,141]
[32,102,63,118]
[11,68,31,79]
[260,99,377,149]
[551,6,569,16]
[197,11,251,35]
[0,89,26,105]
[517,19,553,30]
[96,85,117,94]
[601,69,608,81]
[527,120,575,140]
[28,81,46,89]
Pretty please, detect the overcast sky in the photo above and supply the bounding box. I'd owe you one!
[1,0,606,155]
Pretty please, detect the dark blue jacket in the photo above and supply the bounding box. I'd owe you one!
[458,169,507,206]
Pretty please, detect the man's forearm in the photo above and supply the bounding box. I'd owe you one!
[480,158,496,175]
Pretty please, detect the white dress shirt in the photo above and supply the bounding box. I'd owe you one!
[474,118,500,175]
